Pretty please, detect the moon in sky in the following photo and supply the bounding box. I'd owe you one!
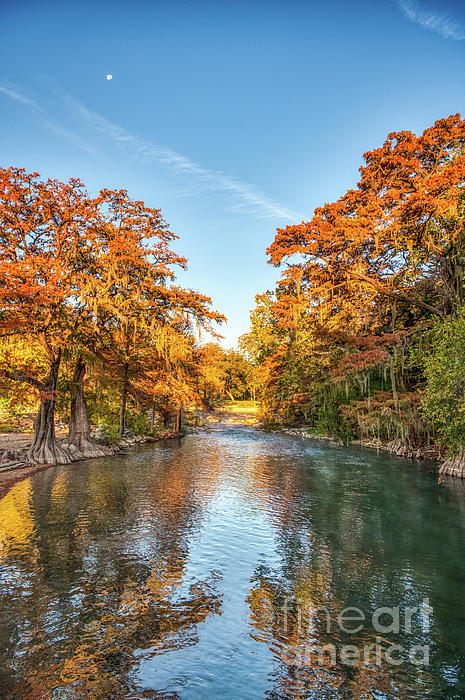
[106,74,113,80]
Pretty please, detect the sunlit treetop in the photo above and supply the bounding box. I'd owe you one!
[268,114,465,330]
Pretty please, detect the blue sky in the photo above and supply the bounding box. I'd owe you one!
[1,0,465,346]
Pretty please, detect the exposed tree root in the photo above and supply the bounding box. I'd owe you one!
[439,452,465,479]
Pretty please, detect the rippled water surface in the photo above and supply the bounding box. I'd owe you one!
[1,426,465,698]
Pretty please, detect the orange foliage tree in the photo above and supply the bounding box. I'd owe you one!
[268,114,465,328]
[0,167,104,463]
[247,115,465,443]
[0,167,224,464]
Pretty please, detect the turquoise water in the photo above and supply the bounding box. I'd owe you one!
[0,425,465,698]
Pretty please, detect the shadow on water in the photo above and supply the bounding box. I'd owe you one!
[0,426,465,698]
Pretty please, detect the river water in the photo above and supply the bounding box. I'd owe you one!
[1,425,465,698]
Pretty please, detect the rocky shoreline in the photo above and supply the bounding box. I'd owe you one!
[0,428,185,475]
[0,430,184,500]
[276,427,444,470]
[0,432,153,473]
[0,402,259,475]
[1,411,459,489]
[0,400,259,477]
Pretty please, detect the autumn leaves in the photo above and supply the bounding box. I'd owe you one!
[0,168,224,463]
[243,114,465,453]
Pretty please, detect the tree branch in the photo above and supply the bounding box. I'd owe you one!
[1,369,45,391]
[348,271,444,318]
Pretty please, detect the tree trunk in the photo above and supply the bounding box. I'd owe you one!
[27,350,71,465]
[68,356,109,458]
[119,361,129,437]
[175,407,182,435]
[439,452,465,479]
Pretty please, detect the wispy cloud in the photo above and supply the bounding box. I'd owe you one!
[64,95,301,221]
[0,84,97,155]
[0,83,302,222]
[0,85,46,113]
[397,0,465,40]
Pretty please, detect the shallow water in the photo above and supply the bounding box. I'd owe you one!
[1,425,465,698]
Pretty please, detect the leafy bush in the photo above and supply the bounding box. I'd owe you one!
[96,417,120,445]
[422,309,465,455]
[126,411,151,436]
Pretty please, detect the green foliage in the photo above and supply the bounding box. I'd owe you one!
[87,386,120,431]
[221,349,254,400]
[97,418,120,445]
[315,394,355,445]
[422,309,465,454]
[0,396,18,425]
[239,291,282,364]
[126,411,151,436]
[0,395,35,430]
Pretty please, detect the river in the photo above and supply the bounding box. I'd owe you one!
[0,425,465,698]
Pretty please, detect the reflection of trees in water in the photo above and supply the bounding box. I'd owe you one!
[0,446,223,698]
[2,434,465,697]
[247,565,408,699]
[245,449,465,698]
[30,564,221,698]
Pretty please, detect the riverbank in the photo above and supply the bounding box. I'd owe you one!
[0,431,163,499]
[0,431,153,468]
[0,400,258,486]
[275,426,444,467]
